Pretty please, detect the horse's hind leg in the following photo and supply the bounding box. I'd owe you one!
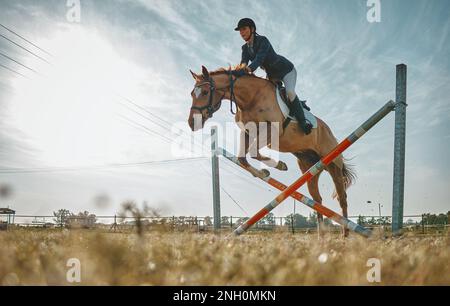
[295,156,325,238]
[327,162,349,237]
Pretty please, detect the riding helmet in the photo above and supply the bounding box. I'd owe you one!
[234,18,256,31]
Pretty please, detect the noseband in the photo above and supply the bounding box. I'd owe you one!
[191,73,238,119]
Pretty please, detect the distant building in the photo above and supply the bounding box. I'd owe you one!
[0,208,15,223]
[67,213,96,228]
[0,208,15,230]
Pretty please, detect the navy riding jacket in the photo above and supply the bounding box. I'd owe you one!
[240,34,294,80]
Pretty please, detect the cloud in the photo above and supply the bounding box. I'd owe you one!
[133,0,201,42]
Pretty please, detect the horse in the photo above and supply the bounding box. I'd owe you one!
[188,65,356,237]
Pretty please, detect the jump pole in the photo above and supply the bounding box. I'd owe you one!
[233,100,397,236]
[217,147,372,237]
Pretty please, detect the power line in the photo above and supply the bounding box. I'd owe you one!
[199,163,248,215]
[0,63,29,79]
[116,95,205,152]
[0,157,208,174]
[117,101,207,153]
[118,112,205,158]
[116,113,175,144]
[118,109,207,158]
[0,23,54,57]
[118,101,175,135]
[0,51,39,74]
[117,95,180,130]
[0,33,51,64]
[219,184,249,216]
[118,114,169,141]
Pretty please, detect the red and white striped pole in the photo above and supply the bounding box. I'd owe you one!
[233,100,396,236]
[219,147,372,237]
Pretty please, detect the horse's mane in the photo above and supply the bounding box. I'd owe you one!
[207,64,271,84]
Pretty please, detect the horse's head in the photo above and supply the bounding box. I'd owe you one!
[188,66,226,131]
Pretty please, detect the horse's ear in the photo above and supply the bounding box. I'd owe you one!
[190,69,200,81]
[201,66,210,79]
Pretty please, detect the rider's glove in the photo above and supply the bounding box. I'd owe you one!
[232,69,247,78]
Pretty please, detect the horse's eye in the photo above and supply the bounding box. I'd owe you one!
[202,90,208,96]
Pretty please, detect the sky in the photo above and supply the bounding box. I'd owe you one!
[0,0,449,222]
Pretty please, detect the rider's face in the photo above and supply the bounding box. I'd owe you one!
[239,26,252,42]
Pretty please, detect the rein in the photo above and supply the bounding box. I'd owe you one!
[228,73,238,115]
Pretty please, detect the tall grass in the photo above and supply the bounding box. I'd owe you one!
[0,229,448,285]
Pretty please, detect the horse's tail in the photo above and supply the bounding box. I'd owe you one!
[318,118,357,200]
[331,158,357,200]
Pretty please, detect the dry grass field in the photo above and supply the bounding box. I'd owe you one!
[0,228,448,285]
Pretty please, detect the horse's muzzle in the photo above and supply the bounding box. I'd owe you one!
[188,112,206,132]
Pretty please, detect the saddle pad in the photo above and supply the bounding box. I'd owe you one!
[276,88,318,129]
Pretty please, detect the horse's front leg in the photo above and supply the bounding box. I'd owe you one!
[237,129,270,179]
[253,154,288,171]
[247,124,288,171]
[249,148,288,171]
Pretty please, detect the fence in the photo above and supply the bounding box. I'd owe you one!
[2,214,448,235]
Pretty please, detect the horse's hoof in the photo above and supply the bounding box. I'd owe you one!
[260,169,270,178]
[276,161,288,171]
[238,157,250,168]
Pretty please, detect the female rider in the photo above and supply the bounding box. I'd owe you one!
[234,18,312,135]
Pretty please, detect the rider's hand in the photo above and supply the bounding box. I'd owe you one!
[232,67,252,77]
[232,70,247,77]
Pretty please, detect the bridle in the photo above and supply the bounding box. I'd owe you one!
[191,72,239,119]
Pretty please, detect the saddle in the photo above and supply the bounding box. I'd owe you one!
[274,81,311,129]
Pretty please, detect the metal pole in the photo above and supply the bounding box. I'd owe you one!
[211,126,221,231]
[233,100,396,236]
[421,214,425,234]
[378,203,384,232]
[392,64,407,236]
[292,199,296,234]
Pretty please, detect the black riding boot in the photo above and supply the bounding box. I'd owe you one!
[290,96,312,135]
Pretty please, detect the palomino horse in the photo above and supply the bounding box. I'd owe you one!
[188,66,356,236]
